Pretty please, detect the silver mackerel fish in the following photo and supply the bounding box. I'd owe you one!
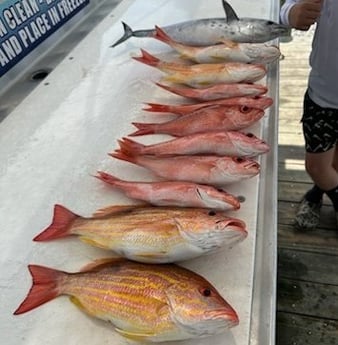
[111,0,289,47]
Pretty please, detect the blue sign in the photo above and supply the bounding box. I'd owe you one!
[0,0,90,77]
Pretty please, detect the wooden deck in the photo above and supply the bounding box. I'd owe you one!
[277,30,338,344]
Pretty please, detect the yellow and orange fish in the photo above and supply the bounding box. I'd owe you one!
[133,49,266,87]
[14,259,239,342]
[34,204,247,263]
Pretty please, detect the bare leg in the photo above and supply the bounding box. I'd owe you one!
[305,146,338,191]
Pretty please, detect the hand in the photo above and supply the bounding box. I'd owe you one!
[289,0,323,30]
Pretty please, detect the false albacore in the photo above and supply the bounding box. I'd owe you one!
[111,0,289,47]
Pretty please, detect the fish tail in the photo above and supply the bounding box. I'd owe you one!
[117,137,145,154]
[132,49,160,67]
[154,25,172,45]
[33,205,79,242]
[143,102,174,113]
[110,21,134,48]
[109,150,137,165]
[129,122,155,136]
[13,265,64,315]
[95,171,123,187]
[155,82,181,96]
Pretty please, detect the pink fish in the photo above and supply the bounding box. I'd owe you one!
[110,151,260,186]
[154,25,281,64]
[133,49,266,87]
[144,96,273,115]
[117,132,269,157]
[130,105,264,137]
[96,172,240,210]
[156,82,268,101]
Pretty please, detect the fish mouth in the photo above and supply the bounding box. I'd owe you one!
[244,160,260,170]
[205,308,239,326]
[273,24,290,36]
[223,219,247,233]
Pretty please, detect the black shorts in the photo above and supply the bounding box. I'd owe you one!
[301,90,338,153]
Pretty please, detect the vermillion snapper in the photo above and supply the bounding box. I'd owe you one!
[144,96,273,115]
[96,172,241,210]
[14,259,239,342]
[110,152,260,185]
[111,0,289,47]
[117,131,270,158]
[129,105,264,137]
[156,82,268,101]
[34,205,247,263]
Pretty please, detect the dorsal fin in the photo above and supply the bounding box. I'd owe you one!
[222,0,239,21]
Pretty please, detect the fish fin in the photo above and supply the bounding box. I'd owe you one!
[69,296,99,317]
[137,251,168,259]
[92,205,139,217]
[79,236,110,249]
[143,102,173,113]
[154,25,172,45]
[117,137,145,155]
[129,122,156,136]
[13,265,63,315]
[95,171,122,186]
[132,49,160,67]
[162,75,185,84]
[222,0,239,21]
[220,39,239,48]
[33,205,78,241]
[109,150,137,165]
[110,21,134,48]
[114,327,155,341]
[80,258,125,272]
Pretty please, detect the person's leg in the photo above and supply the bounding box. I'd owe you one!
[294,91,338,230]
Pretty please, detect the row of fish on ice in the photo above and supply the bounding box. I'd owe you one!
[14,1,285,343]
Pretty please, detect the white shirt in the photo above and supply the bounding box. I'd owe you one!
[280,0,338,109]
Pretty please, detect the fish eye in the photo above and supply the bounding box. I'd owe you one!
[200,287,212,297]
[234,157,245,163]
[266,20,274,25]
[240,105,250,113]
[246,133,254,138]
[208,210,217,216]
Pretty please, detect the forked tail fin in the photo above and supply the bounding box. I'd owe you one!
[110,22,134,48]
[13,265,65,315]
[132,49,160,67]
[33,205,79,242]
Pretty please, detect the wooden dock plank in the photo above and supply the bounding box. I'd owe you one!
[277,27,338,345]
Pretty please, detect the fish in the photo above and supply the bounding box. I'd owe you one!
[156,82,268,101]
[144,96,273,115]
[129,105,264,137]
[96,171,241,210]
[33,204,247,263]
[153,25,281,64]
[14,258,239,342]
[117,131,270,157]
[111,0,289,47]
[110,151,260,186]
[133,49,266,87]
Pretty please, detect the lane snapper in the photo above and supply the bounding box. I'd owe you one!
[154,25,281,64]
[144,96,273,115]
[14,258,239,342]
[33,204,247,263]
[156,82,268,101]
[117,132,270,158]
[129,105,264,137]
[96,172,240,211]
[110,151,260,186]
[133,49,266,88]
[111,0,289,47]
